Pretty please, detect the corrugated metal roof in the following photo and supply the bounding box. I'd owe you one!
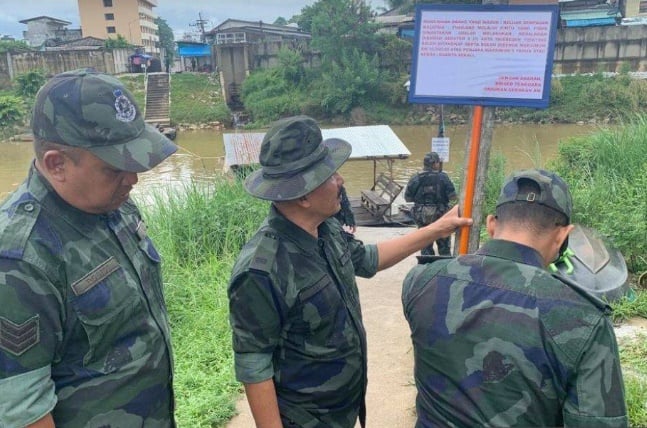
[223,125,411,169]
[560,10,621,20]
[177,44,211,57]
[563,17,617,26]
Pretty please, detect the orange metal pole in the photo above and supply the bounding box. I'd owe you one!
[458,105,484,255]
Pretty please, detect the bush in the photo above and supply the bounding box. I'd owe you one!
[15,70,46,98]
[0,95,25,139]
[550,116,647,272]
[316,49,381,116]
[241,68,303,124]
[0,95,24,125]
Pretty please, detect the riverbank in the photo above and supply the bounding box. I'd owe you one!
[2,71,646,143]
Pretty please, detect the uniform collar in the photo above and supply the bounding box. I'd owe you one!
[267,204,331,254]
[27,164,114,234]
[476,239,545,268]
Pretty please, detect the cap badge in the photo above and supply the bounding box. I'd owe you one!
[113,89,136,123]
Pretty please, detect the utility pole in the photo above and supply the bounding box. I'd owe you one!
[190,12,208,42]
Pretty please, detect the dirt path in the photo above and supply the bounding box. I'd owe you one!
[226,225,419,428]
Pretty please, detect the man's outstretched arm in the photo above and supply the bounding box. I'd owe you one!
[376,205,471,270]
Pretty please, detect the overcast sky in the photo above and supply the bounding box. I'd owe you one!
[0,0,389,40]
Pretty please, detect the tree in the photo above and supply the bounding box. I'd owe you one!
[316,49,381,115]
[386,0,412,9]
[300,0,380,63]
[155,17,175,62]
[273,17,288,26]
[104,34,130,48]
[0,40,31,54]
[15,70,46,97]
[386,0,481,11]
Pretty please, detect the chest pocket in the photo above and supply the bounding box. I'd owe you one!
[290,274,355,350]
[70,256,141,368]
[297,275,339,321]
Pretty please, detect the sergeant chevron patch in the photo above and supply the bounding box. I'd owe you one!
[0,315,40,356]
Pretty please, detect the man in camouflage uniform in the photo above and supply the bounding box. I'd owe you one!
[228,115,471,428]
[402,169,627,427]
[404,152,457,255]
[0,69,177,427]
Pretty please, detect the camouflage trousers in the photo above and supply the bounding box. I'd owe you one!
[412,204,450,256]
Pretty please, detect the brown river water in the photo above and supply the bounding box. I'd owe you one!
[0,123,599,202]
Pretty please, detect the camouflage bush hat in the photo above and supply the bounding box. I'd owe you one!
[32,68,177,172]
[496,169,572,221]
[244,115,351,201]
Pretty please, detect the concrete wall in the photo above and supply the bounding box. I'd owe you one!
[554,25,647,73]
[214,36,319,106]
[0,48,132,86]
[23,20,66,47]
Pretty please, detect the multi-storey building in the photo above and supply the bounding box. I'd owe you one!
[78,0,160,55]
[19,16,79,47]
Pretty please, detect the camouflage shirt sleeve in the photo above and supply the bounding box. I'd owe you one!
[229,271,284,383]
[0,258,61,427]
[562,315,628,427]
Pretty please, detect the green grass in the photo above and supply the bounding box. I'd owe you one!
[119,73,231,126]
[550,116,647,273]
[619,333,647,427]
[624,375,647,427]
[163,255,240,426]
[611,289,647,324]
[138,177,268,427]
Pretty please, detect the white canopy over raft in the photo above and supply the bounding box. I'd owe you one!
[223,124,411,179]
[223,125,413,226]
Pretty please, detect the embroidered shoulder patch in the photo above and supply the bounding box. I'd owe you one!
[0,315,40,356]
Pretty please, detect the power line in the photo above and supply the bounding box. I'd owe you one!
[189,12,208,42]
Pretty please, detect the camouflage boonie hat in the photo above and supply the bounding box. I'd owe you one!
[244,115,351,201]
[32,68,177,172]
[496,169,572,221]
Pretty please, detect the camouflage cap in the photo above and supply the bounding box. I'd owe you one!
[244,115,351,201]
[424,152,440,169]
[31,68,177,172]
[496,169,572,221]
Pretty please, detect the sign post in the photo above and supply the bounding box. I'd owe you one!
[408,4,559,254]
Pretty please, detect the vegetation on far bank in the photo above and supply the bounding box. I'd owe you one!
[3,68,647,142]
[120,73,231,126]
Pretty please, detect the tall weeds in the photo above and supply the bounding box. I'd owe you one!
[550,115,647,272]
[138,177,268,427]
[146,177,269,268]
